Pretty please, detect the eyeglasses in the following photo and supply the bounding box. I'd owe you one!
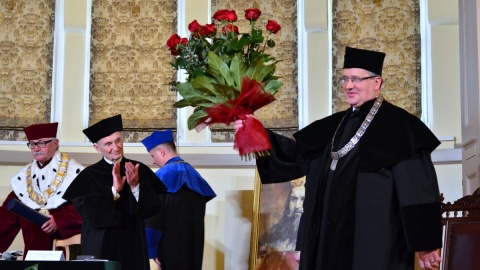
[27,139,55,149]
[339,76,377,85]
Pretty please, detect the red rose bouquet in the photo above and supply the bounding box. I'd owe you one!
[166,8,282,160]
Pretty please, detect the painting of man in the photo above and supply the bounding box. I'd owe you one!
[254,177,305,270]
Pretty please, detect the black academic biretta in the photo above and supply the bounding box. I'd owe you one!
[343,46,386,76]
[83,114,123,143]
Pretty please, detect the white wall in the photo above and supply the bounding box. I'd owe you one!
[426,0,463,203]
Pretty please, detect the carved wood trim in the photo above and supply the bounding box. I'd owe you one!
[441,188,480,218]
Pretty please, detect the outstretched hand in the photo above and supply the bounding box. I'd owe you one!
[233,114,256,133]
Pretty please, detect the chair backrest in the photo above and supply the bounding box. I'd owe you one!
[441,188,480,270]
[52,234,81,261]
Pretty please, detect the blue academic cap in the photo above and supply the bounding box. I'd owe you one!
[141,130,174,152]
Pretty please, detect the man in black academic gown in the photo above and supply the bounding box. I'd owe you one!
[141,130,216,270]
[63,114,166,270]
[235,47,443,270]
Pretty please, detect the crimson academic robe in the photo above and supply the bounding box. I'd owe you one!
[1,152,83,258]
[0,192,82,258]
[256,99,443,270]
[63,157,166,270]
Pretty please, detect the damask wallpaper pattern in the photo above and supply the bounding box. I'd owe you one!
[210,0,299,142]
[332,0,421,116]
[0,1,420,143]
[89,0,177,142]
[0,0,54,141]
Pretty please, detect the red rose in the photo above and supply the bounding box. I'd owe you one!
[166,34,181,50]
[224,10,237,22]
[213,9,228,21]
[222,24,239,35]
[200,23,217,37]
[180,38,188,46]
[213,9,237,22]
[244,8,261,21]
[188,20,201,33]
[266,20,281,34]
[166,34,186,56]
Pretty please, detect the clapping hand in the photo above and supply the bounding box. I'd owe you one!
[112,161,140,192]
[112,161,124,192]
[124,162,140,189]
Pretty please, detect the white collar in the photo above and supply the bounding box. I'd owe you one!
[103,156,122,164]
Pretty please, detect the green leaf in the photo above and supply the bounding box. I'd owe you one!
[174,99,215,109]
[176,82,222,106]
[227,36,243,51]
[212,83,239,101]
[211,37,228,54]
[235,34,262,50]
[229,53,248,89]
[264,80,283,96]
[256,64,276,83]
[236,35,252,49]
[246,57,266,81]
[175,57,188,69]
[187,109,208,130]
[191,76,220,97]
[25,264,39,270]
[207,51,234,86]
[250,29,265,43]
[175,100,215,109]
[173,99,192,108]
[267,39,275,48]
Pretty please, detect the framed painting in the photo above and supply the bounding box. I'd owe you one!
[250,170,305,270]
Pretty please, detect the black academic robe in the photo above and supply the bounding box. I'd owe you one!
[150,186,209,270]
[63,157,166,270]
[256,99,443,270]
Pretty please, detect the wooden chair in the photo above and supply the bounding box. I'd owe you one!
[52,233,81,260]
[440,188,480,270]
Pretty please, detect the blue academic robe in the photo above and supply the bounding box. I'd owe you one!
[145,157,216,270]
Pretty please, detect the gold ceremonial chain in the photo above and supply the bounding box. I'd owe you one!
[330,95,384,171]
[26,152,71,215]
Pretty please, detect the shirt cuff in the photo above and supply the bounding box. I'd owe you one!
[131,184,140,202]
[112,186,121,201]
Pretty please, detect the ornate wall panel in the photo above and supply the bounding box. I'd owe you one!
[210,0,299,141]
[332,0,421,117]
[89,0,177,142]
[0,0,55,141]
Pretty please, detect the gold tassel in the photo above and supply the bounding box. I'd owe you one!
[240,150,270,161]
